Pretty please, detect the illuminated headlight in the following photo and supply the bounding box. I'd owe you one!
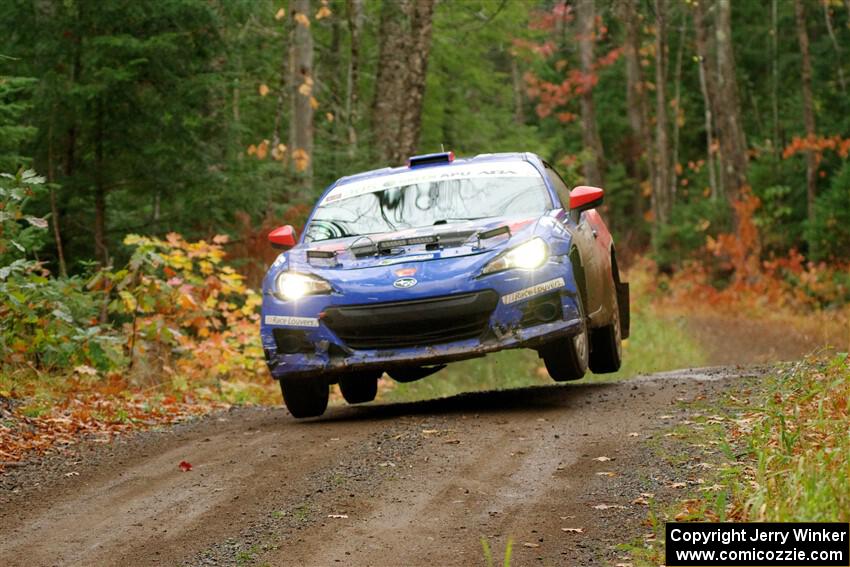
[480,237,549,276]
[275,272,332,301]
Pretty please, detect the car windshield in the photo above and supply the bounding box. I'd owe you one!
[304,161,551,242]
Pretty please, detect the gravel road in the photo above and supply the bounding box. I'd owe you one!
[0,367,748,567]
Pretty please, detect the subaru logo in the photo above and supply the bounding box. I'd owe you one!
[393,277,418,289]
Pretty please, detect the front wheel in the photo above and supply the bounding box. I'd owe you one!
[338,371,381,404]
[280,378,329,418]
[540,324,589,382]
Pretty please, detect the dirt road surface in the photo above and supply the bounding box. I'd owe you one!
[0,367,752,567]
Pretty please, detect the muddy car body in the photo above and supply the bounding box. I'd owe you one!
[261,152,629,417]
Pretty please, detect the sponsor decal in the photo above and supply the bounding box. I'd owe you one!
[320,161,541,205]
[393,277,418,289]
[377,253,434,266]
[264,315,319,328]
[394,267,417,277]
[501,277,565,305]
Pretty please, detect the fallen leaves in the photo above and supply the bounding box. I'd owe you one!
[178,460,193,472]
[327,514,348,519]
[592,456,612,462]
[561,527,584,533]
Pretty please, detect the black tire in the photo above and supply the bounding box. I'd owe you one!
[589,272,623,374]
[540,297,589,382]
[338,371,381,404]
[280,378,329,418]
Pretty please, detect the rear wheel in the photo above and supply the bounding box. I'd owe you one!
[280,378,329,418]
[338,371,381,404]
[589,302,622,373]
[540,297,589,382]
[589,269,623,374]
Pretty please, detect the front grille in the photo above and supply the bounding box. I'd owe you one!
[322,290,498,350]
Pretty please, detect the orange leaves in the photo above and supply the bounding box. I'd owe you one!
[113,233,263,384]
[782,134,850,160]
[315,4,332,20]
[258,84,270,97]
[292,148,310,173]
[294,12,310,27]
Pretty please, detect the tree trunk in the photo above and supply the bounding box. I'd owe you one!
[372,0,412,165]
[291,0,314,186]
[653,0,671,226]
[771,0,779,162]
[714,0,748,197]
[794,0,817,222]
[619,0,656,224]
[346,0,363,157]
[511,56,525,125]
[670,15,687,197]
[823,1,847,94]
[372,0,436,165]
[693,0,723,198]
[397,0,436,163]
[47,115,67,277]
[576,0,605,186]
[94,98,108,267]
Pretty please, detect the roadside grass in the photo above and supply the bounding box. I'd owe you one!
[623,354,850,565]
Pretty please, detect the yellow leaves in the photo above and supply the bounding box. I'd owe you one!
[199,261,214,276]
[119,290,137,311]
[298,76,314,97]
[271,143,287,161]
[292,148,310,172]
[309,96,319,110]
[315,5,332,19]
[294,12,310,27]
[325,112,334,122]
[275,7,286,20]
[258,84,270,97]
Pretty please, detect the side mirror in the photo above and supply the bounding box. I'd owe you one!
[569,185,604,213]
[268,225,297,250]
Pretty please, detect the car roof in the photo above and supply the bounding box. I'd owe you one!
[333,152,540,187]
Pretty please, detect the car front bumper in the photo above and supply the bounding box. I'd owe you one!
[261,260,583,381]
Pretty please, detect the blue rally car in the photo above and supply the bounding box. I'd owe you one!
[261,152,629,417]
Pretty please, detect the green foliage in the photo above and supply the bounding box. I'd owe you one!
[0,168,48,264]
[0,73,36,171]
[805,161,850,261]
[652,198,731,270]
[0,170,122,370]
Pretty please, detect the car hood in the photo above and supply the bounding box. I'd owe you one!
[285,215,541,272]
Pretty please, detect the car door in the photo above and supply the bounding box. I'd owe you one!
[542,163,605,320]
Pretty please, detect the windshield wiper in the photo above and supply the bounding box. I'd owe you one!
[433,216,490,225]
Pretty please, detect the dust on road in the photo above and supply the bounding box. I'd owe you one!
[0,367,748,567]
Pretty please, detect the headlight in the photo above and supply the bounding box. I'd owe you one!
[480,237,549,276]
[275,272,332,301]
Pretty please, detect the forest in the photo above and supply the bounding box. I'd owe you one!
[2,0,850,460]
[4,0,850,273]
